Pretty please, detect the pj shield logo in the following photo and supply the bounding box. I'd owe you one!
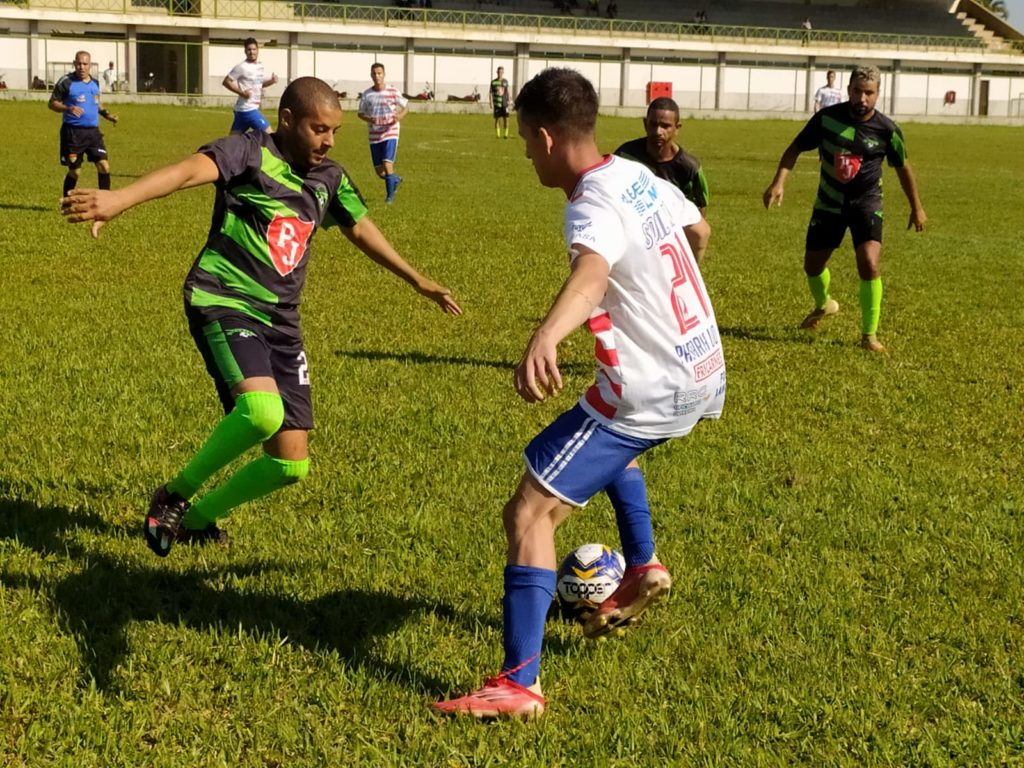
[267,214,315,276]
[834,152,862,183]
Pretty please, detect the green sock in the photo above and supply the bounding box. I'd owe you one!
[184,455,309,529]
[495,126,501,138]
[859,278,883,335]
[166,391,284,500]
[807,268,831,310]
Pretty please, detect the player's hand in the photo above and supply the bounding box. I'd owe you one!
[107,114,119,125]
[68,106,84,118]
[515,329,562,403]
[61,189,125,239]
[763,183,784,209]
[268,73,279,86]
[908,207,927,232]
[416,280,462,315]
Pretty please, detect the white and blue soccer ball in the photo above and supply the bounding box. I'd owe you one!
[555,543,626,623]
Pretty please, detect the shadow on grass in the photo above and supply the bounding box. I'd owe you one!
[0,487,486,697]
[718,324,848,347]
[0,202,54,212]
[334,348,593,375]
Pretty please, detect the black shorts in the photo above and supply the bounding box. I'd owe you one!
[186,309,313,431]
[805,205,884,251]
[60,125,108,168]
[493,106,509,119]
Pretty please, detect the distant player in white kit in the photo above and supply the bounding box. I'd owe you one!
[814,70,843,112]
[357,62,409,204]
[435,67,725,719]
[222,37,278,134]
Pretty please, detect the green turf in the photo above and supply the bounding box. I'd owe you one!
[1,101,1023,766]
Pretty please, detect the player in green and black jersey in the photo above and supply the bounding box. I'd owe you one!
[490,66,511,139]
[61,76,462,557]
[615,97,709,222]
[763,64,926,353]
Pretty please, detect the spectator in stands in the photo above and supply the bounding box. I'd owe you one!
[606,0,617,18]
[814,70,843,112]
[615,97,709,226]
[801,17,812,45]
[762,63,927,354]
[586,0,599,15]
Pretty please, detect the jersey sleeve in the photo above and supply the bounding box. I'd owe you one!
[886,122,908,168]
[565,196,628,268]
[226,63,245,81]
[323,170,369,230]
[794,112,823,152]
[693,166,710,209]
[660,180,702,228]
[51,77,69,103]
[395,90,409,110]
[197,134,261,184]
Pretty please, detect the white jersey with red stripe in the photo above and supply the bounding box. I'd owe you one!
[565,155,725,439]
[358,85,408,144]
[227,60,265,112]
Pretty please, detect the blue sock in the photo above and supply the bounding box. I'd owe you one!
[501,564,556,686]
[606,466,656,567]
[385,174,396,197]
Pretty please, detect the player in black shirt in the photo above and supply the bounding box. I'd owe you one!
[61,77,462,557]
[615,97,709,221]
[763,64,926,352]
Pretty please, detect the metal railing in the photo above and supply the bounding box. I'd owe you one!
[1,0,997,52]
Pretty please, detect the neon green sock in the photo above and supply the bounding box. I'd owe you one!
[166,391,284,500]
[184,455,309,528]
[495,125,501,138]
[859,278,883,335]
[806,268,831,310]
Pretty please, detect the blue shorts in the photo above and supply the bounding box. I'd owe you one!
[370,139,399,168]
[231,109,270,133]
[524,405,666,507]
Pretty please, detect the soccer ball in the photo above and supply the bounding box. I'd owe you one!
[554,543,626,623]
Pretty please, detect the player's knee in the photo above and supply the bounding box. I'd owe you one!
[236,391,285,441]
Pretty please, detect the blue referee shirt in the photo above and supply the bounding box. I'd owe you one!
[51,75,101,128]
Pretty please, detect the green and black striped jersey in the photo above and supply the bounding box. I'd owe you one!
[794,103,907,213]
[184,131,368,336]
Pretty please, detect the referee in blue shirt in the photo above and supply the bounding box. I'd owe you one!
[49,51,119,197]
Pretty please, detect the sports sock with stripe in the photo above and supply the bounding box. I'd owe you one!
[501,564,556,686]
[166,391,284,500]
[184,455,309,529]
[606,466,656,567]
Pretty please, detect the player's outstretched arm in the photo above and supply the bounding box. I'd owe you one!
[895,162,927,232]
[515,248,609,404]
[263,73,278,88]
[763,140,803,209]
[342,216,462,315]
[61,153,219,238]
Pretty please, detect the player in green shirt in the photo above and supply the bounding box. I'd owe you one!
[490,67,511,139]
[763,64,926,353]
[61,76,462,557]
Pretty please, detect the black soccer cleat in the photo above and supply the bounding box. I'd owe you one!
[143,485,190,557]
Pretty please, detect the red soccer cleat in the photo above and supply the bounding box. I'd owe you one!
[434,674,545,719]
[582,563,672,640]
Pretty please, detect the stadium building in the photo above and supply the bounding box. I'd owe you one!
[1,0,1022,119]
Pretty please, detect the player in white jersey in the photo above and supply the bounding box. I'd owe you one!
[814,70,843,112]
[222,38,278,134]
[357,63,409,203]
[435,67,724,720]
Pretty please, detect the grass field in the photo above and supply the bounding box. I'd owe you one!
[1,99,1023,766]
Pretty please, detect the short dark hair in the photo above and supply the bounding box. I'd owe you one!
[514,68,597,138]
[371,62,385,72]
[279,76,340,120]
[646,97,679,119]
[244,37,258,48]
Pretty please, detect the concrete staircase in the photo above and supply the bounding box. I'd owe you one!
[953,0,1010,50]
